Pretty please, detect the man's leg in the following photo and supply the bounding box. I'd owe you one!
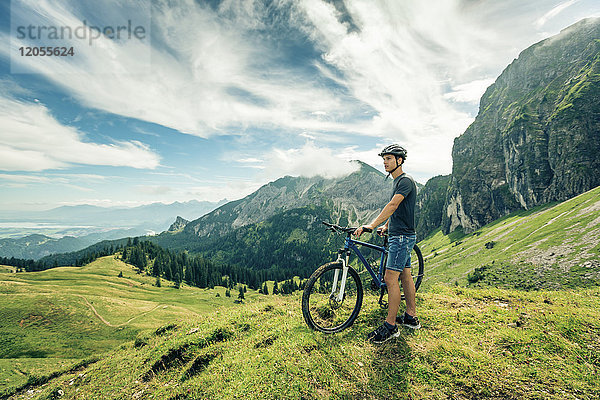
[384,269,401,326]
[400,268,416,317]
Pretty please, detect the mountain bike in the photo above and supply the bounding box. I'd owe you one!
[301,221,424,333]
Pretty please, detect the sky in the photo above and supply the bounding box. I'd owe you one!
[1,0,599,212]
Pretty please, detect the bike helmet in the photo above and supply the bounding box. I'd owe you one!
[378,144,407,160]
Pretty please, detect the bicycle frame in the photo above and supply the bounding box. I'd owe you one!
[333,233,387,304]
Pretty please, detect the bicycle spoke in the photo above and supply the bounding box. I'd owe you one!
[302,263,362,332]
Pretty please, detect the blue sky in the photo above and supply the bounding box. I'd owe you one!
[1,0,599,211]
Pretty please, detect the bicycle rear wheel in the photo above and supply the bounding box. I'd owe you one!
[302,262,363,333]
[412,244,425,292]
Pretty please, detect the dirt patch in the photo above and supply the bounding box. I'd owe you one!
[182,351,220,380]
[143,343,194,381]
[576,199,600,218]
[155,323,178,336]
[254,335,277,349]
[19,314,52,327]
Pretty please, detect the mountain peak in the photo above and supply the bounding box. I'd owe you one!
[167,216,190,233]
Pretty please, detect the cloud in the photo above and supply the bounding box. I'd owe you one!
[3,0,366,139]
[262,142,360,179]
[3,0,599,184]
[443,78,496,104]
[536,0,579,28]
[0,173,66,184]
[0,96,160,171]
[185,181,263,203]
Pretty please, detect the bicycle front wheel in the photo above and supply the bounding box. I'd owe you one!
[302,262,363,333]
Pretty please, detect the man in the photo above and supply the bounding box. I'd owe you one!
[354,144,421,344]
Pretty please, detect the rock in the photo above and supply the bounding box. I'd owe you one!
[167,216,189,233]
[443,18,600,234]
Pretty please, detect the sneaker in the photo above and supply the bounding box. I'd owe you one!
[367,323,400,344]
[398,312,421,329]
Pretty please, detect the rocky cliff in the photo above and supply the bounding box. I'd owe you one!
[415,175,451,239]
[167,216,189,233]
[443,18,600,234]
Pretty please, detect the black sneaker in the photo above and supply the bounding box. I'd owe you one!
[398,313,421,329]
[367,323,400,344]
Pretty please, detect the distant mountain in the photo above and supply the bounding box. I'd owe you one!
[167,216,190,233]
[442,18,600,234]
[0,234,85,260]
[0,200,225,259]
[181,161,389,240]
[0,229,140,260]
[0,200,226,227]
[151,161,394,276]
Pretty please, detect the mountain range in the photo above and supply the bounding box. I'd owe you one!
[0,200,225,259]
[150,161,394,278]
[3,18,599,279]
[439,17,600,234]
[151,18,600,275]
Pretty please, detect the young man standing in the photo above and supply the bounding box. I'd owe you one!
[354,144,421,344]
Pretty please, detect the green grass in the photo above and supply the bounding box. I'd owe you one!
[0,256,264,397]
[418,186,600,290]
[2,187,600,399]
[8,285,600,399]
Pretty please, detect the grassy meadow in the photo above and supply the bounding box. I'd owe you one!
[0,256,262,397]
[1,186,599,399]
[416,186,600,290]
[5,285,600,400]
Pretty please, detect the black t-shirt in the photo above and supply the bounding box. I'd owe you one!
[388,173,417,236]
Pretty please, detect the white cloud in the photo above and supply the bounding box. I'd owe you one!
[2,0,599,185]
[0,96,160,171]
[536,0,579,28]
[185,181,263,203]
[0,174,66,184]
[3,0,365,139]
[443,78,496,104]
[262,142,360,179]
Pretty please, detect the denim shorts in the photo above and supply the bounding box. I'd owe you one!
[385,234,417,272]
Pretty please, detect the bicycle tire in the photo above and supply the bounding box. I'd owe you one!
[302,262,363,333]
[413,244,424,292]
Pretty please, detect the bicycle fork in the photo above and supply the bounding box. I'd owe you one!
[331,249,350,303]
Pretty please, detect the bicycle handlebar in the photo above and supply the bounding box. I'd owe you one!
[321,221,373,235]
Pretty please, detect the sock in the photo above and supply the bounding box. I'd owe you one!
[384,321,396,330]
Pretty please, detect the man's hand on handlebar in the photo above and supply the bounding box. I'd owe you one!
[353,225,373,238]
[377,225,388,237]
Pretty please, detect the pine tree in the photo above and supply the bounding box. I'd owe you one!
[272,281,279,295]
[174,272,181,289]
[155,276,161,287]
[238,286,245,300]
[262,282,269,295]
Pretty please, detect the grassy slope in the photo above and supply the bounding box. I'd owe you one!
[2,187,600,399]
[7,286,600,400]
[0,257,260,397]
[418,186,600,289]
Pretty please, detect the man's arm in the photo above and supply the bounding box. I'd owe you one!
[354,194,404,237]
